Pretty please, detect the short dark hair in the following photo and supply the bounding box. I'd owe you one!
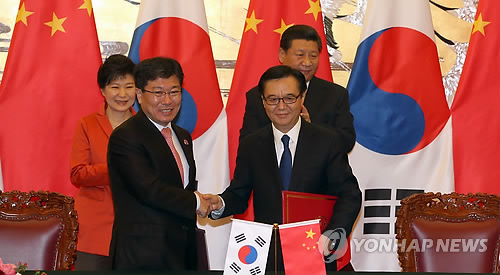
[258,65,307,97]
[280,25,322,53]
[133,57,184,90]
[97,54,135,89]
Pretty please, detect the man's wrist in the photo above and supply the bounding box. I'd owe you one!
[210,196,225,219]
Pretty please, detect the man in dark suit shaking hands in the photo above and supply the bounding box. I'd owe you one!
[203,65,361,272]
[107,57,209,270]
[240,25,355,153]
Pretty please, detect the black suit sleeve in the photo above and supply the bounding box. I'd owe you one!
[218,137,257,217]
[325,144,361,237]
[306,79,356,153]
[108,125,197,221]
[329,86,355,153]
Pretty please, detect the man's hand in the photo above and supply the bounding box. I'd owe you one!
[319,233,335,256]
[195,191,211,218]
[300,105,311,123]
[202,193,223,212]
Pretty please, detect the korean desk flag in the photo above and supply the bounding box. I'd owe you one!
[224,219,273,275]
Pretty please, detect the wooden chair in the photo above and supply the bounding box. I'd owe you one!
[0,190,78,270]
[395,192,500,273]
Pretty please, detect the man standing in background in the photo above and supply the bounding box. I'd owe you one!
[240,25,355,153]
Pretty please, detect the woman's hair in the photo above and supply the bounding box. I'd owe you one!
[97,54,135,89]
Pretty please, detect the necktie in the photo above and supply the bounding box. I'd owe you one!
[161,127,184,185]
[280,134,292,190]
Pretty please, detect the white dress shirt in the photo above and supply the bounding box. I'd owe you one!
[211,119,302,219]
[273,118,301,167]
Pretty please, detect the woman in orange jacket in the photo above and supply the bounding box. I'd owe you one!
[70,54,136,270]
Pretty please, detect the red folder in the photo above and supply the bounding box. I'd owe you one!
[282,191,337,231]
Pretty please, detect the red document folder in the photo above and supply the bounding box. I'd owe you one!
[282,191,338,231]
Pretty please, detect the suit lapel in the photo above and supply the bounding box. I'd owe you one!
[260,126,283,190]
[96,104,113,138]
[172,124,196,190]
[137,110,185,188]
[289,120,312,191]
[173,124,193,164]
[304,76,321,114]
[97,104,137,138]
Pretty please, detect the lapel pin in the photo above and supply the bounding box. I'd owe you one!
[184,139,189,145]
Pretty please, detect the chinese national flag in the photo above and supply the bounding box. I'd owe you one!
[451,0,500,195]
[0,0,103,196]
[279,220,327,275]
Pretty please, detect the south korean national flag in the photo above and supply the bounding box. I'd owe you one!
[223,219,273,275]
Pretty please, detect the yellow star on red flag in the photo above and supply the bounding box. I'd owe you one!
[79,0,93,17]
[305,0,322,21]
[274,19,294,37]
[305,228,316,239]
[302,229,319,250]
[44,12,67,36]
[245,10,263,34]
[472,13,491,36]
[16,2,34,26]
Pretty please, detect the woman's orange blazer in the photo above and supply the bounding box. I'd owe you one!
[70,104,135,256]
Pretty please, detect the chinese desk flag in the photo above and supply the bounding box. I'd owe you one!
[451,0,500,195]
[279,220,326,275]
[129,0,231,269]
[0,0,103,196]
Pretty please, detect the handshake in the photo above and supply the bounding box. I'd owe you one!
[195,191,224,218]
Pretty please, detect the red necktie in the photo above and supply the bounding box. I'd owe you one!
[161,127,184,185]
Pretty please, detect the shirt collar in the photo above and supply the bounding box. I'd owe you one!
[146,115,172,132]
[272,118,301,145]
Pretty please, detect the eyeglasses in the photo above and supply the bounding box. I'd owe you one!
[142,89,181,98]
[263,94,301,105]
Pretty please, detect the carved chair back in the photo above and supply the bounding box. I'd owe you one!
[396,192,500,273]
[0,190,78,270]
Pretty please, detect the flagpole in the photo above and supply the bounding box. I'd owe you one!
[273,223,279,275]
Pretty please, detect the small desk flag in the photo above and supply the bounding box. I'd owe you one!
[279,219,327,275]
[224,219,273,275]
